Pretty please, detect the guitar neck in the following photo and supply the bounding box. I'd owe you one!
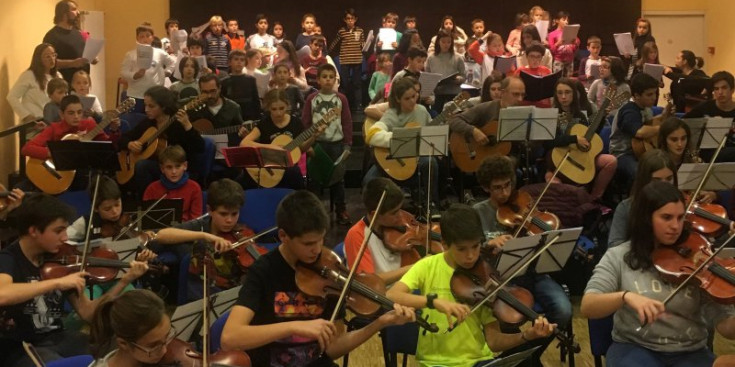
[81,110,121,141]
[284,111,335,151]
[585,99,610,141]
[206,120,256,135]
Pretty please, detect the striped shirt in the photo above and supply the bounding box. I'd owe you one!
[204,33,231,69]
[328,26,365,65]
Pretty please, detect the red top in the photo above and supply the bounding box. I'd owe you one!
[21,119,116,160]
[143,179,203,221]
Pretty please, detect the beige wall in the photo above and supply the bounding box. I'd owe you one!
[0,0,169,185]
[642,0,735,73]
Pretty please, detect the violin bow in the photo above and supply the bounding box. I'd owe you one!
[202,258,210,366]
[329,190,387,324]
[512,151,571,238]
[114,193,168,241]
[80,174,103,274]
[684,130,728,215]
[447,232,563,332]
[22,341,45,367]
[636,231,735,331]
[230,226,278,250]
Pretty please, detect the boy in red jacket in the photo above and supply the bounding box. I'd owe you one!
[143,145,203,221]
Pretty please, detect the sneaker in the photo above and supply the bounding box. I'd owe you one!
[336,210,351,225]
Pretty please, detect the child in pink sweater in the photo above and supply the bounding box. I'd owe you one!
[547,11,579,77]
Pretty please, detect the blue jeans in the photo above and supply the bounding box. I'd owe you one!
[339,63,362,109]
[511,274,572,328]
[606,342,715,367]
[616,153,638,192]
[362,156,439,202]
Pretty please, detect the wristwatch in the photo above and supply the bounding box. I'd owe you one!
[426,293,438,309]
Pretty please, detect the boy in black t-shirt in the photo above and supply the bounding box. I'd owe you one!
[221,190,415,367]
[0,194,148,367]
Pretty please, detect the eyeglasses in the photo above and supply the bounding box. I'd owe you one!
[43,53,58,59]
[490,180,513,193]
[130,327,177,358]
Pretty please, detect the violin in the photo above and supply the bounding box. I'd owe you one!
[686,200,734,237]
[496,190,560,236]
[295,247,439,333]
[381,210,444,264]
[450,256,580,352]
[228,225,269,270]
[40,243,164,284]
[160,257,251,367]
[652,230,735,304]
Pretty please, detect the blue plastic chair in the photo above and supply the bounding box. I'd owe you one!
[381,322,419,367]
[333,242,346,264]
[600,125,612,155]
[240,188,294,232]
[57,190,92,220]
[46,355,94,367]
[210,310,231,352]
[177,253,192,305]
[588,315,614,367]
[190,136,216,186]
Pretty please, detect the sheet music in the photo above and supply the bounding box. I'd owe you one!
[377,28,397,50]
[535,20,549,42]
[78,95,96,111]
[498,106,558,142]
[494,56,517,74]
[699,117,731,149]
[418,72,443,98]
[613,32,635,55]
[82,38,105,61]
[363,30,374,53]
[677,163,735,191]
[590,63,600,79]
[206,134,229,159]
[194,55,208,71]
[561,24,580,44]
[253,70,270,99]
[136,44,153,69]
[171,286,242,341]
[643,63,665,81]
[418,125,449,156]
[389,126,421,159]
[171,29,188,53]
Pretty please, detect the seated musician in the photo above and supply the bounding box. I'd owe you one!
[0,194,147,367]
[547,78,616,201]
[609,72,667,189]
[684,71,735,162]
[88,289,172,367]
[447,76,526,154]
[118,86,204,198]
[386,204,554,367]
[150,178,241,302]
[143,145,203,222]
[21,94,120,191]
[240,89,322,190]
[221,190,414,367]
[473,156,572,364]
[344,178,413,284]
[581,180,735,367]
[363,77,440,208]
[189,73,251,182]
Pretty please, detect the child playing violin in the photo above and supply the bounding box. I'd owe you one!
[386,203,554,367]
[473,156,572,364]
[221,190,414,367]
[581,180,735,367]
[88,289,174,367]
[0,194,148,367]
[151,178,241,301]
[344,178,413,284]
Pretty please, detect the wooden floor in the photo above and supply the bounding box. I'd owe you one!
[338,297,735,367]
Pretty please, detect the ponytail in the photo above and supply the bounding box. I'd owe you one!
[89,290,166,358]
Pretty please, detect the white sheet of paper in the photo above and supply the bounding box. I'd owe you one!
[136,44,153,69]
[562,24,580,44]
[418,125,449,156]
[418,72,443,98]
[590,63,601,79]
[78,95,96,111]
[378,28,397,50]
[613,32,635,55]
[643,63,665,81]
[82,38,105,61]
[363,30,374,53]
[253,70,270,99]
[171,30,188,52]
[535,20,550,42]
[495,56,517,74]
[206,134,229,159]
[194,55,207,71]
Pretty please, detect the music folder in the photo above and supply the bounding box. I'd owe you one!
[222,146,293,169]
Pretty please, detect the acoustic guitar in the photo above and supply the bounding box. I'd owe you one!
[116,97,206,184]
[551,88,631,184]
[26,98,135,194]
[631,93,674,159]
[449,112,512,173]
[246,108,339,188]
[363,95,470,181]
[192,119,256,136]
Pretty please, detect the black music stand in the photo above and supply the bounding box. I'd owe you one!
[47,140,120,174]
[494,227,582,280]
[171,286,241,342]
[222,146,293,187]
[477,346,541,367]
[497,107,558,184]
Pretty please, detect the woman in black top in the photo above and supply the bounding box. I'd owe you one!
[664,50,708,113]
[119,86,204,196]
